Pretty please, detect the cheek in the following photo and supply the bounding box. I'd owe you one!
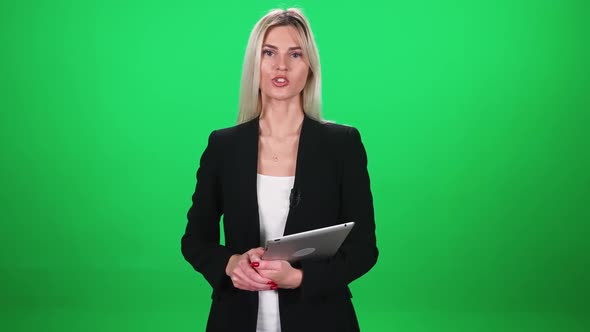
[294,66,310,86]
[259,62,273,79]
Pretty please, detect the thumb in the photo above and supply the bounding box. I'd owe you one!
[249,247,265,263]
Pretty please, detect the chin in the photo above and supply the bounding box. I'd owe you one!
[266,92,299,101]
[272,95,297,101]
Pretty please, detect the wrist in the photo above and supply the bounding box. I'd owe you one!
[287,268,303,289]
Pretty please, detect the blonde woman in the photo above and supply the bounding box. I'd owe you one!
[181,8,378,332]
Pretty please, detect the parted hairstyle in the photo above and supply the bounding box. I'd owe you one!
[237,8,322,124]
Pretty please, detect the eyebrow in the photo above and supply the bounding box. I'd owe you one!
[262,44,302,51]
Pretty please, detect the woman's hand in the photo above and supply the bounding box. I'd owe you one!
[250,253,303,289]
[225,248,276,291]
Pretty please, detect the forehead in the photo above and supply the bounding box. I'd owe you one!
[263,25,303,47]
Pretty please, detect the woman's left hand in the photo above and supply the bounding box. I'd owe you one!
[250,254,303,289]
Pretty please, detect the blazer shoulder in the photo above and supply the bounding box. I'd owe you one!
[321,120,356,132]
[207,117,256,144]
[315,119,363,145]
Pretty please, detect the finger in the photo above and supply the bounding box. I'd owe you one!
[257,269,276,280]
[230,273,251,291]
[231,259,262,291]
[248,247,266,263]
[245,266,274,285]
[233,269,266,290]
[256,259,282,271]
[237,261,274,287]
[239,261,274,284]
[253,247,266,255]
[249,253,261,265]
[239,275,273,291]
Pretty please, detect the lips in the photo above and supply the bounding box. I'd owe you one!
[272,76,289,87]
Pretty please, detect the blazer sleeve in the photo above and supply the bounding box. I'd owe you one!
[181,130,236,290]
[298,127,378,299]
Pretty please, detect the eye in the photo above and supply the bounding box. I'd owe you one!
[263,49,273,56]
[291,52,303,58]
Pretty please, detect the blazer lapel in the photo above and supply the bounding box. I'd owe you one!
[239,116,262,247]
[283,114,318,236]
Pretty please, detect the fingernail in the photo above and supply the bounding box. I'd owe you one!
[250,262,259,268]
[271,286,278,290]
[267,281,275,285]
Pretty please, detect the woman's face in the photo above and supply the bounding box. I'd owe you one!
[259,25,310,103]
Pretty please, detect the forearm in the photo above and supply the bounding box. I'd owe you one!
[181,231,237,290]
[298,240,378,298]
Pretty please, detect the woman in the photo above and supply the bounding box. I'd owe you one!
[181,8,378,332]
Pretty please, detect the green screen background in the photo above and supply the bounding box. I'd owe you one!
[1,0,588,331]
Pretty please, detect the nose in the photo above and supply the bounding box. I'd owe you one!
[274,54,288,71]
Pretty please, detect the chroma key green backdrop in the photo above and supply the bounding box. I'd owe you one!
[1,0,588,331]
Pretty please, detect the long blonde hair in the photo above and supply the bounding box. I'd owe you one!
[237,8,322,124]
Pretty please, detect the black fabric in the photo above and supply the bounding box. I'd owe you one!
[181,114,378,332]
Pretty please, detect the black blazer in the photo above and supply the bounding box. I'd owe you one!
[181,114,378,332]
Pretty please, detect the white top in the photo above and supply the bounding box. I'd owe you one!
[256,173,295,332]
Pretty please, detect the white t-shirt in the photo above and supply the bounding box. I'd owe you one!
[255,173,295,332]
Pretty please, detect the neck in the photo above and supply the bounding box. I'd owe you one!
[259,98,304,138]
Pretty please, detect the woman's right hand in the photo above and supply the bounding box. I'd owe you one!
[225,247,276,291]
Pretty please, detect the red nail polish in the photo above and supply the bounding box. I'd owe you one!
[271,286,278,290]
[267,281,275,285]
[250,262,259,268]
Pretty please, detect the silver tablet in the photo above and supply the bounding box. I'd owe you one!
[261,222,355,262]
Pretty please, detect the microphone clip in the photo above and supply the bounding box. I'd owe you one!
[289,188,301,209]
